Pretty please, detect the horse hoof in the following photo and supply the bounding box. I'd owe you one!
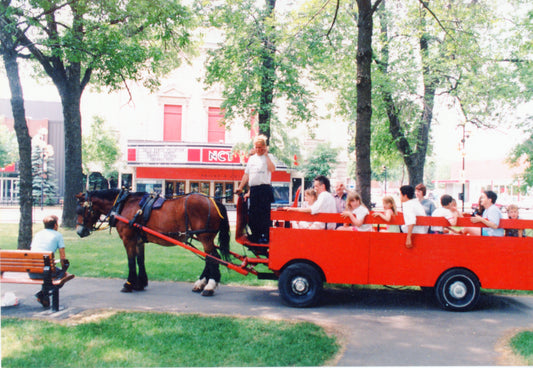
[192,278,207,292]
[201,289,214,297]
[121,282,133,293]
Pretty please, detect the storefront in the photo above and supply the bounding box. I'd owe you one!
[127,141,292,205]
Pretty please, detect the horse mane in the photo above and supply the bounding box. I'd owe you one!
[87,189,122,202]
[87,189,151,202]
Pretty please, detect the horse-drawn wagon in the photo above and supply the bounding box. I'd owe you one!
[76,189,533,312]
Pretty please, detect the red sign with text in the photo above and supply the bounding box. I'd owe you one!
[202,149,240,164]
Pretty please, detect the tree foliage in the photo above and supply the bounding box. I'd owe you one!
[0,123,18,167]
[296,0,532,193]
[82,116,120,179]
[2,0,194,227]
[300,142,340,184]
[1,0,34,247]
[202,0,316,156]
[508,133,533,189]
[374,0,532,186]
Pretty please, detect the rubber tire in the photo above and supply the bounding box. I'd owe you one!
[435,268,480,312]
[278,263,323,308]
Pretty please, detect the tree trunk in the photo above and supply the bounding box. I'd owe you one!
[258,0,276,143]
[59,86,84,228]
[377,2,434,187]
[1,36,33,249]
[355,0,374,208]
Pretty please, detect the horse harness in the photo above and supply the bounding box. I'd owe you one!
[104,189,222,244]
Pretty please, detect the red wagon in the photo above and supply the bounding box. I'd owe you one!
[234,193,533,311]
[115,194,532,312]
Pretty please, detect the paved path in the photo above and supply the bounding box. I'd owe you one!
[2,278,532,366]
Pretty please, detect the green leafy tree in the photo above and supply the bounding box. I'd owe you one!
[0,1,34,247]
[82,116,120,188]
[202,0,315,153]
[508,133,533,189]
[507,8,533,191]
[0,123,18,167]
[298,0,531,201]
[374,0,532,186]
[2,0,194,227]
[301,142,340,184]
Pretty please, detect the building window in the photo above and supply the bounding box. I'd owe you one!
[208,107,225,143]
[137,180,163,194]
[215,182,234,204]
[190,182,210,196]
[165,181,185,198]
[163,104,182,141]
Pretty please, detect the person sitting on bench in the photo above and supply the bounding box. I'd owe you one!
[30,215,70,306]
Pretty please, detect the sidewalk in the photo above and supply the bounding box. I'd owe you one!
[2,277,533,366]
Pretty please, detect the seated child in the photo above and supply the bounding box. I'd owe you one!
[372,195,400,232]
[292,188,324,230]
[338,191,372,232]
[431,194,458,234]
[505,204,525,237]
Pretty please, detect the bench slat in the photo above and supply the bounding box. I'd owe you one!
[1,265,48,273]
[1,250,57,274]
[0,250,54,259]
[1,273,75,286]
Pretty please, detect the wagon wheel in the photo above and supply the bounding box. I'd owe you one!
[278,263,323,308]
[435,268,480,312]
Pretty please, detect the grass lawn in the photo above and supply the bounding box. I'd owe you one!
[2,312,339,367]
[510,330,533,365]
[0,223,274,286]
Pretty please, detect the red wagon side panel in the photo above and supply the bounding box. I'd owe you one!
[366,233,533,290]
[268,211,533,291]
[269,228,371,284]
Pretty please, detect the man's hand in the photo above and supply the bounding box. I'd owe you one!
[470,215,482,223]
[61,259,70,271]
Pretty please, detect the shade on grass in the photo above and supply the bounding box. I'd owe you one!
[2,312,339,367]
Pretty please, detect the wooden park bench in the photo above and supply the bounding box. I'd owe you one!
[0,250,75,311]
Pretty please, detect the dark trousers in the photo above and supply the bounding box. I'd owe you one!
[248,184,274,242]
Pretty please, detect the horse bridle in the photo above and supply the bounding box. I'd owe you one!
[77,193,112,232]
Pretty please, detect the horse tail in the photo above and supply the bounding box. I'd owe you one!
[215,200,231,261]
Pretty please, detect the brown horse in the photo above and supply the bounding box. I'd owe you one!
[75,189,230,296]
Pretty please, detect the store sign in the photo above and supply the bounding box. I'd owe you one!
[128,144,242,166]
[133,146,188,164]
[202,149,240,164]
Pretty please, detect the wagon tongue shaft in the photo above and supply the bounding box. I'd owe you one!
[113,214,250,276]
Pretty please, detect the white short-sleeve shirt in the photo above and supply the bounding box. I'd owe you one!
[352,206,372,232]
[310,191,337,230]
[245,154,274,187]
[401,199,429,234]
[431,207,455,232]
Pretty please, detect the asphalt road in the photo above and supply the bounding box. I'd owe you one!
[2,277,532,366]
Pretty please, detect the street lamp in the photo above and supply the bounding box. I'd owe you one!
[459,122,471,212]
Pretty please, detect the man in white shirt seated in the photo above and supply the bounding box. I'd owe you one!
[284,175,337,229]
[400,185,429,248]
